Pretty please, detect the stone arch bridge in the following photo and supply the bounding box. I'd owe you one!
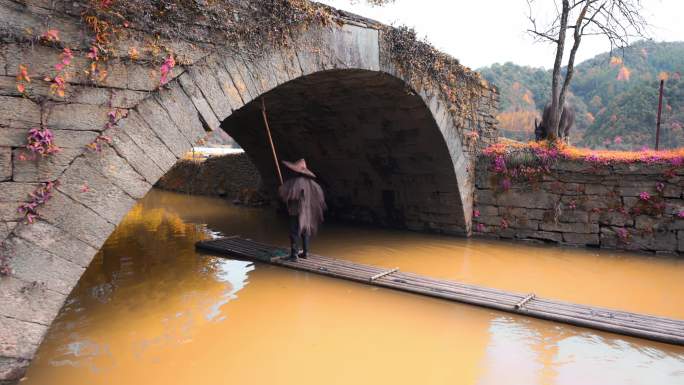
[0,0,497,381]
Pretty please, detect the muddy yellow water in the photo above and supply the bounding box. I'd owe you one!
[24,189,684,385]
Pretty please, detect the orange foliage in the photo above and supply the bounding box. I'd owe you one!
[609,56,623,67]
[497,110,540,134]
[585,112,595,125]
[486,140,684,165]
[617,66,631,81]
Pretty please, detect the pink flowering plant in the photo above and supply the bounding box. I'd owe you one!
[483,140,561,193]
[17,181,58,224]
[25,127,60,158]
[160,53,176,85]
[615,228,630,244]
[87,134,112,152]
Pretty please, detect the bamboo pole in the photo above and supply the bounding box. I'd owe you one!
[261,98,284,185]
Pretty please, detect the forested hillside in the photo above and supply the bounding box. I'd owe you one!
[479,40,684,149]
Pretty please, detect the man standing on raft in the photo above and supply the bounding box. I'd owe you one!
[279,159,326,261]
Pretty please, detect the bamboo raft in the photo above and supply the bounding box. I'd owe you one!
[196,236,684,346]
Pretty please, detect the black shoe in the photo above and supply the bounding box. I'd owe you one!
[298,252,308,259]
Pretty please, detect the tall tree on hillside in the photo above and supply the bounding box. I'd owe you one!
[526,0,648,140]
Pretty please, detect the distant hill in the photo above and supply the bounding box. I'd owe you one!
[478,40,684,149]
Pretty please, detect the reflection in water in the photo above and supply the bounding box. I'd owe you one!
[23,189,684,385]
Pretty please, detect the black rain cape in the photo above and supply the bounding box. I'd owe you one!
[278,176,326,236]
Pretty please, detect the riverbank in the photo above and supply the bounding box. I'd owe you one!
[155,152,264,205]
[474,141,684,254]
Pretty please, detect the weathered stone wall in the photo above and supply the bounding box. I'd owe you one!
[155,152,261,199]
[473,157,684,254]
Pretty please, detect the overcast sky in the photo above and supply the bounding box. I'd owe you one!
[319,0,684,70]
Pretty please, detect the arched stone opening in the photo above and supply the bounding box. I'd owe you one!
[223,69,468,233]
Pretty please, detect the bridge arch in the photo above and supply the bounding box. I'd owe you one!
[0,19,496,383]
[224,68,469,231]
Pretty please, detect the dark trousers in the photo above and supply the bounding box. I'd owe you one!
[288,215,309,257]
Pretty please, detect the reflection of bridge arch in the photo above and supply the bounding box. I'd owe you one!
[1,11,496,383]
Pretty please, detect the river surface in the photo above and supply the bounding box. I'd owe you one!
[23,189,684,385]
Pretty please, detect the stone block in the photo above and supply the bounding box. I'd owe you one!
[109,127,165,185]
[277,48,304,81]
[616,184,658,197]
[559,209,589,224]
[97,61,129,89]
[6,45,88,84]
[56,157,136,224]
[579,195,621,211]
[475,189,496,205]
[0,202,22,222]
[0,1,81,47]
[209,58,245,111]
[0,148,11,181]
[136,98,191,158]
[679,231,684,252]
[0,356,30,382]
[11,147,82,182]
[496,189,559,209]
[562,232,600,246]
[83,145,151,199]
[13,220,96,267]
[503,207,546,221]
[0,128,26,147]
[177,72,221,131]
[540,221,599,234]
[0,222,17,242]
[0,316,45,360]
[187,63,234,121]
[39,190,115,249]
[0,276,65,325]
[220,55,251,103]
[0,183,39,203]
[475,205,498,216]
[475,215,503,226]
[0,96,41,129]
[118,110,177,172]
[155,81,208,144]
[126,63,160,91]
[663,184,681,199]
[634,215,665,231]
[225,55,259,102]
[630,230,678,252]
[600,227,623,249]
[516,230,563,243]
[3,236,84,295]
[241,55,278,96]
[670,218,684,231]
[510,217,540,230]
[46,103,111,131]
[69,87,147,108]
[584,184,611,195]
[599,211,633,227]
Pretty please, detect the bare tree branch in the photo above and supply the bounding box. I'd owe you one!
[526,0,649,141]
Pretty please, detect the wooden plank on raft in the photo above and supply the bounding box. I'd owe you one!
[369,268,399,282]
[515,293,535,309]
[195,237,684,346]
